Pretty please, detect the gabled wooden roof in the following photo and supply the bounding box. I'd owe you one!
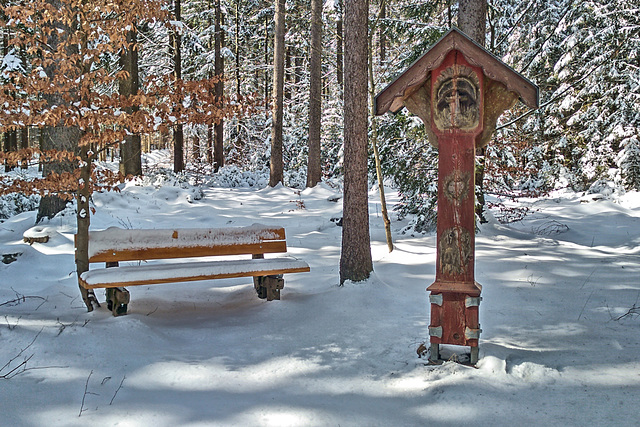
[374,28,539,116]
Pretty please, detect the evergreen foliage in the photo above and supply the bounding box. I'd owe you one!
[1,0,639,225]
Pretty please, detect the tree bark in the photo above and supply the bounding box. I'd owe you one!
[378,0,386,64]
[213,0,224,172]
[3,131,17,172]
[264,15,270,113]
[76,142,99,311]
[36,0,79,223]
[119,28,142,177]
[269,0,286,187]
[336,0,344,93]
[306,0,323,188]
[458,0,487,45]
[172,0,185,173]
[285,46,292,101]
[20,127,28,169]
[207,124,213,164]
[458,0,488,222]
[235,0,241,100]
[340,0,373,284]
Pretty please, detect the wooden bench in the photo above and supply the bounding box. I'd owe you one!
[76,224,310,316]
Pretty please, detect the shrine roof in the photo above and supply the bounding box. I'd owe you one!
[374,28,539,116]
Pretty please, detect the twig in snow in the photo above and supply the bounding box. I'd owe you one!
[613,305,640,321]
[5,315,21,330]
[576,269,598,321]
[578,289,596,321]
[35,297,48,311]
[0,295,46,308]
[79,370,94,417]
[579,268,597,290]
[0,354,34,379]
[1,328,43,379]
[110,375,126,405]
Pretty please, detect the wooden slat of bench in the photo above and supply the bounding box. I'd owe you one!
[88,241,287,263]
[79,257,310,289]
[82,225,288,263]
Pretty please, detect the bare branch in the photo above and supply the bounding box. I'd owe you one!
[110,375,126,405]
[1,328,43,379]
[613,305,640,321]
[79,370,94,417]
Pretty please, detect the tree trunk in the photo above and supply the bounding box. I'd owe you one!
[235,0,241,100]
[36,127,80,224]
[269,0,286,187]
[20,127,28,169]
[3,131,17,172]
[458,0,488,222]
[370,1,393,252]
[119,28,142,177]
[306,0,323,188]
[285,46,292,101]
[340,0,373,284]
[207,124,213,164]
[76,142,99,311]
[336,0,344,93]
[378,0,386,64]
[37,2,82,223]
[172,0,185,173]
[458,0,487,45]
[264,15,270,113]
[2,25,9,173]
[213,0,224,172]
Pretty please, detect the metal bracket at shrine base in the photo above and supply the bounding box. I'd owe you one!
[429,294,444,306]
[427,285,481,365]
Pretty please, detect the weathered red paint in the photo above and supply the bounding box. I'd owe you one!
[374,29,539,364]
[427,51,482,351]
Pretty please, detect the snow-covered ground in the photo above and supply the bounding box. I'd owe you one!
[1,154,639,426]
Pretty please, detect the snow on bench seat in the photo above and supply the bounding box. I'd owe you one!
[77,224,309,313]
[79,257,310,289]
[86,224,287,262]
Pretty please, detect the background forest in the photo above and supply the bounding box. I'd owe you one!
[1,3,639,423]
[1,0,639,230]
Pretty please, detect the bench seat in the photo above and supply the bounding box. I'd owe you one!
[75,224,310,315]
[79,257,310,289]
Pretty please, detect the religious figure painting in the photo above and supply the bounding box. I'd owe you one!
[433,64,480,132]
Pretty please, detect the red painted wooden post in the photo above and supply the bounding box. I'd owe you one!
[373,28,539,366]
[426,51,483,363]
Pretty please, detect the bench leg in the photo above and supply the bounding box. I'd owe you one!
[254,276,267,299]
[80,288,100,312]
[254,275,284,301]
[106,287,130,316]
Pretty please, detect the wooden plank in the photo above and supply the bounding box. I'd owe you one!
[78,225,289,262]
[79,257,310,289]
[88,241,288,263]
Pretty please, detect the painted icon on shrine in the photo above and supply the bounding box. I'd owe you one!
[433,64,481,132]
[443,171,471,205]
[439,226,472,276]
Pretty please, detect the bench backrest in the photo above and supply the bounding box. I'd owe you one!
[78,224,288,263]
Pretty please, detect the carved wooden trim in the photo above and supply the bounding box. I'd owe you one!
[375,28,538,116]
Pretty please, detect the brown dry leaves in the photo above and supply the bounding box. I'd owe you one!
[1,0,257,199]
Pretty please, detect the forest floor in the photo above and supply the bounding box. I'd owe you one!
[1,151,639,426]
